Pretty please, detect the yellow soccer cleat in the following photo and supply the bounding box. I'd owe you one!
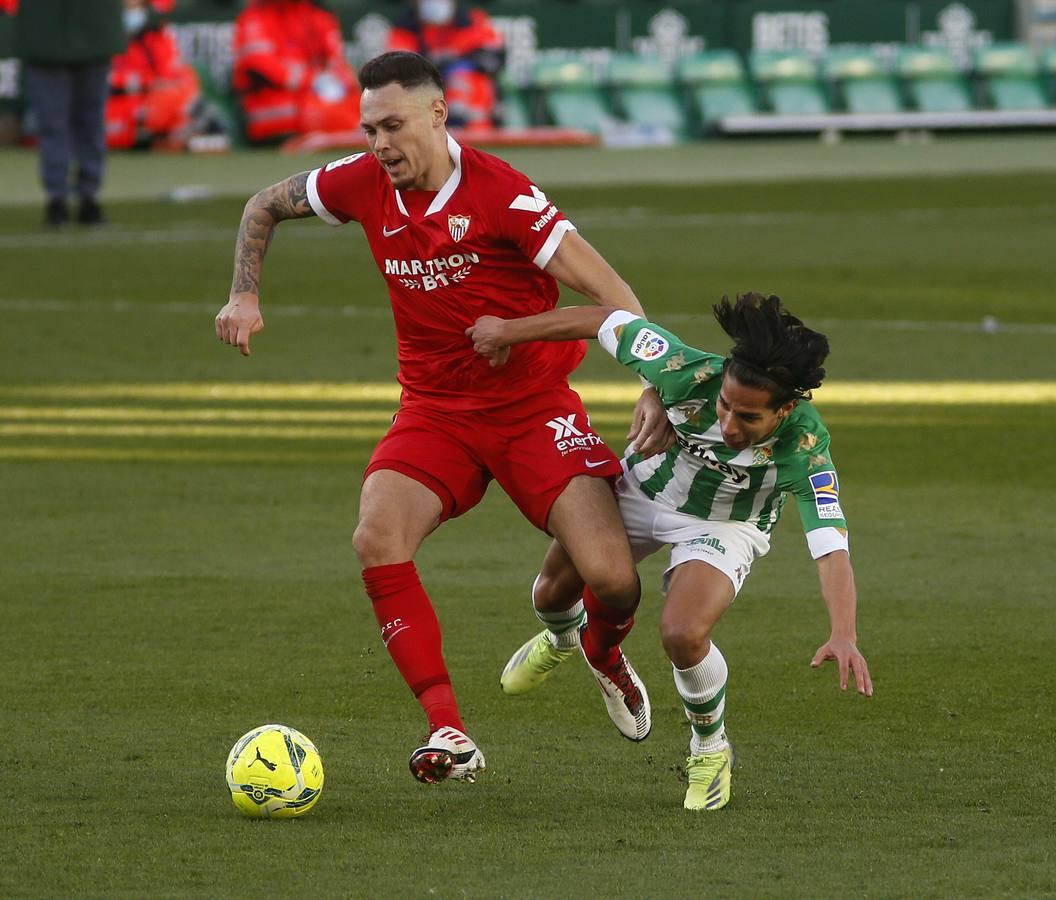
[683,744,735,811]
[500,630,578,695]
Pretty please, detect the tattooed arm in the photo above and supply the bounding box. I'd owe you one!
[215,171,317,356]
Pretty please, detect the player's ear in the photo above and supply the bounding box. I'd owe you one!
[432,97,448,127]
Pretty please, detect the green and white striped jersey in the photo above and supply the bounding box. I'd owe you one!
[599,313,848,557]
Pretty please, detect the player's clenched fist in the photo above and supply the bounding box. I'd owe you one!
[466,316,511,367]
[215,294,264,357]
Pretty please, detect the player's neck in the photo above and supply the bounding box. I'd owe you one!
[410,140,455,192]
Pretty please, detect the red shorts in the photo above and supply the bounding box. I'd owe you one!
[364,385,622,532]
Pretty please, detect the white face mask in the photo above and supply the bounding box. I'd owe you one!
[123,7,148,33]
[419,0,455,25]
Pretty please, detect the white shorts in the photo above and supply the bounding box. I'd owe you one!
[616,475,771,596]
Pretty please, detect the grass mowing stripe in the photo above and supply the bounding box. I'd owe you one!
[0,406,400,423]
[2,203,1051,249]
[4,381,1054,404]
[0,423,390,440]
[5,298,1054,336]
[0,445,359,463]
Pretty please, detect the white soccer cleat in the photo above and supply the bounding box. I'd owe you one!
[409,726,486,784]
[581,636,652,742]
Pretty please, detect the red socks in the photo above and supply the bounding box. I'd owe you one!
[362,561,465,733]
[581,586,639,669]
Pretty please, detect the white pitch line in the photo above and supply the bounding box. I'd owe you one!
[0,296,1052,335]
[0,204,1051,250]
[2,381,1054,405]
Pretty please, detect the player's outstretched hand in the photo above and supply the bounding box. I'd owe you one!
[215,294,264,357]
[466,316,511,367]
[628,387,676,456]
[811,638,873,697]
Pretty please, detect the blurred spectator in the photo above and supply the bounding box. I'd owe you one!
[15,0,125,226]
[106,0,202,150]
[232,0,360,144]
[387,0,505,129]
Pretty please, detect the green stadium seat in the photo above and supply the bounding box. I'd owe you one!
[750,50,830,116]
[896,46,973,113]
[823,48,903,114]
[677,50,758,132]
[530,58,612,134]
[973,43,1047,111]
[498,70,534,129]
[1042,47,1056,102]
[606,54,687,139]
[192,62,245,146]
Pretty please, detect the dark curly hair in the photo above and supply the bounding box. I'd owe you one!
[713,292,829,407]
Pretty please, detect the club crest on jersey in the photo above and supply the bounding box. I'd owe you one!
[448,214,470,242]
[752,446,774,465]
[809,470,843,519]
[631,329,669,361]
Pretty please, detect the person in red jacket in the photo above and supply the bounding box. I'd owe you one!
[232,0,360,144]
[387,0,504,129]
[106,0,200,149]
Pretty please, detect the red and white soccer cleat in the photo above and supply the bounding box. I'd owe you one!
[409,726,486,784]
[581,634,652,742]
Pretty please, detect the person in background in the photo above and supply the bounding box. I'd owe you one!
[387,0,504,129]
[106,0,201,150]
[232,0,360,144]
[15,0,126,226]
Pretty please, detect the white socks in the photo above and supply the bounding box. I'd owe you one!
[532,576,584,651]
[673,642,729,756]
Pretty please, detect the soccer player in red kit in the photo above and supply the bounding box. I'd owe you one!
[215,52,670,784]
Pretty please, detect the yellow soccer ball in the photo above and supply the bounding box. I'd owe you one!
[226,724,324,819]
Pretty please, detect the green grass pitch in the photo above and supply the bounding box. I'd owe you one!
[1,137,1055,898]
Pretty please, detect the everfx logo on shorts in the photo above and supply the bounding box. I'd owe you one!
[545,414,604,455]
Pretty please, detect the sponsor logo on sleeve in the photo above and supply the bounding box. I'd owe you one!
[324,152,366,172]
[808,470,843,520]
[630,329,669,361]
[508,184,550,213]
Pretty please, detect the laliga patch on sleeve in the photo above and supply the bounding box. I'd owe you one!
[809,470,843,519]
[630,329,670,361]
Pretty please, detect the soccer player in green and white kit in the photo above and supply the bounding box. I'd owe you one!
[466,292,873,811]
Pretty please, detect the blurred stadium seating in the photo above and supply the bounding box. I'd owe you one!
[3,0,1056,147]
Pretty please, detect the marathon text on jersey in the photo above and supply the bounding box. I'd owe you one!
[384,251,480,291]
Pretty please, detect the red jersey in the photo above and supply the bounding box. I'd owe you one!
[306,136,585,410]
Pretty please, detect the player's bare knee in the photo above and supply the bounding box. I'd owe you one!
[352,519,405,568]
[584,567,640,609]
[660,618,711,669]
